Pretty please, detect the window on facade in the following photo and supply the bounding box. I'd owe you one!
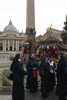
[10,40,12,44]
[0,40,2,43]
[0,46,3,51]
[10,46,12,51]
[19,47,21,51]
[19,41,22,44]
[6,48,8,51]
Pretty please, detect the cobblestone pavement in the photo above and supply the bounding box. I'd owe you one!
[0,88,64,100]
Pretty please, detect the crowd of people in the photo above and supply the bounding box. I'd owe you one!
[9,52,67,100]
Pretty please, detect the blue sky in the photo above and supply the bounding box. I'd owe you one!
[0,0,67,36]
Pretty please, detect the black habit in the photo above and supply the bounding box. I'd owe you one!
[10,54,27,100]
[26,58,39,91]
[41,62,50,96]
[55,55,66,99]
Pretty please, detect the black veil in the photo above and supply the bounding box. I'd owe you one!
[60,55,66,70]
[10,54,20,70]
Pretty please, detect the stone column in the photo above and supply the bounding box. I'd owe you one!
[22,41,24,53]
[5,40,6,51]
[16,40,17,51]
[3,40,5,51]
[8,40,10,51]
[13,40,14,51]
[18,40,19,51]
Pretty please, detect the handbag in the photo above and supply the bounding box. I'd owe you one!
[33,70,38,78]
[39,68,48,78]
[8,73,13,80]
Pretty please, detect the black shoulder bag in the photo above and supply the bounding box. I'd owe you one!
[8,73,13,80]
[39,67,48,78]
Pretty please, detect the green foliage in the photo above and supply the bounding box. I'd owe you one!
[61,15,67,44]
[61,31,67,44]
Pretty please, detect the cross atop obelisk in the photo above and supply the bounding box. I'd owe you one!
[26,0,35,29]
[26,0,36,42]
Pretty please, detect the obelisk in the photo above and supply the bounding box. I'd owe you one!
[26,0,35,29]
[26,0,36,42]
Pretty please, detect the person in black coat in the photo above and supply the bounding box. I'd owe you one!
[26,54,39,92]
[40,51,46,70]
[47,57,56,91]
[65,55,67,94]
[10,54,27,100]
[40,53,46,92]
[55,55,66,100]
[41,58,50,98]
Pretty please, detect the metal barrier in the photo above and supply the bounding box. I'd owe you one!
[0,71,41,89]
[0,72,12,89]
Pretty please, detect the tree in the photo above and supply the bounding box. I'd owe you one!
[61,15,67,44]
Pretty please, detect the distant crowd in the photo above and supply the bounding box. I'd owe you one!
[8,51,67,100]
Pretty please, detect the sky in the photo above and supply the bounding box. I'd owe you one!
[0,0,67,37]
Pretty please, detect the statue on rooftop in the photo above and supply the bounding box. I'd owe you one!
[46,23,52,33]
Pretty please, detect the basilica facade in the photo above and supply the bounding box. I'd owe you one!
[0,20,26,58]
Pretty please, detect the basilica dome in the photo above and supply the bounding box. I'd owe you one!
[4,20,17,32]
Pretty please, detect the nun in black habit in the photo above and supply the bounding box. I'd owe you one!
[26,54,39,92]
[39,54,46,92]
[40,54,46,70]
[41,57,50,98]
[55,55,66,100]
[10,54,27,100]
